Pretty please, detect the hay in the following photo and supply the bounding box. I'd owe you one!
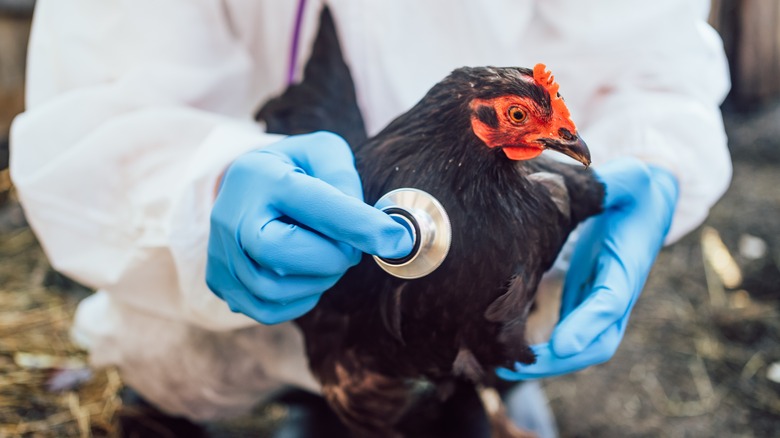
[0,221,122,437]
[0,204,287,438]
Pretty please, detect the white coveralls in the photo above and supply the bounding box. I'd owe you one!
[11,0,731,420]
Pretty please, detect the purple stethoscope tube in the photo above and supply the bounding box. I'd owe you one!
[284,1,451,279]
[287,0,307,85]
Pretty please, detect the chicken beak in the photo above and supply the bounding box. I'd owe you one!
[540,133,591,167]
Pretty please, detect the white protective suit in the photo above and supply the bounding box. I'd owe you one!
[11,0,731,420]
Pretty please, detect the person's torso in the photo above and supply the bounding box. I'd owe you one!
[223,0,542,135]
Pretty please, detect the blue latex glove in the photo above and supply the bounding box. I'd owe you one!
[206,132,413,324]
[498,157,679,380]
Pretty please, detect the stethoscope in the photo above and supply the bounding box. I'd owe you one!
[287,0,451,279]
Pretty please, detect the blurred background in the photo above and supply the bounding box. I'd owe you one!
[1,1,778,436]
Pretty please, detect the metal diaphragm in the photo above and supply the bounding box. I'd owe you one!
[373,188,452,279]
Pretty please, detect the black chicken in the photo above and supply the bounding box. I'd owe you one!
[258,8,604,438]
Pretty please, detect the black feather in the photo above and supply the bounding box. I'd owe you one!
[256,7,367,149]
[475,105,500,129]
[256,7,604,437]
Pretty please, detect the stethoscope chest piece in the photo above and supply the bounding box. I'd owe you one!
[373,188,452,279]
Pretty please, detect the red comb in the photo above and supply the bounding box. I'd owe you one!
[533,63,572,124]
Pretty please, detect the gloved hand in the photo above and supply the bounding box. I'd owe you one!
[206,132,413,324]
[498,157,679,380]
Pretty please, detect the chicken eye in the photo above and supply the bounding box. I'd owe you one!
[508,106,527,124]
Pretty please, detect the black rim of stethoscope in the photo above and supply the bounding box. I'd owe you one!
[378,207,422,266]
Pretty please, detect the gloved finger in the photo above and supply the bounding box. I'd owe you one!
[205,235,246,299]
[597,157,653,210]
[240,218,361,277]
[552,213,651,358]
[272,170,414,259]
[648,165,680,214]
[206,252,329,323]
[222,286,323,325]
[264,131,364,199]
[558,217,605,318]
[233,257,343,303]
[552,274,632,357]
[496,324,622,380]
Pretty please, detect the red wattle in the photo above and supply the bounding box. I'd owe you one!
[503,147,543,161]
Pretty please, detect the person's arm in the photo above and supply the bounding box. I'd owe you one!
[10,0,275,330]
[502,0,731,378]
[11,0,410,330]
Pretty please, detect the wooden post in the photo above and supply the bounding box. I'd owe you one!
[710,0,780,106]
[0,9,32,195]
[0,13,31,138]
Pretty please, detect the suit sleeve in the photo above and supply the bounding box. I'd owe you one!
[10,0,284,330]
[529,0,732,243]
